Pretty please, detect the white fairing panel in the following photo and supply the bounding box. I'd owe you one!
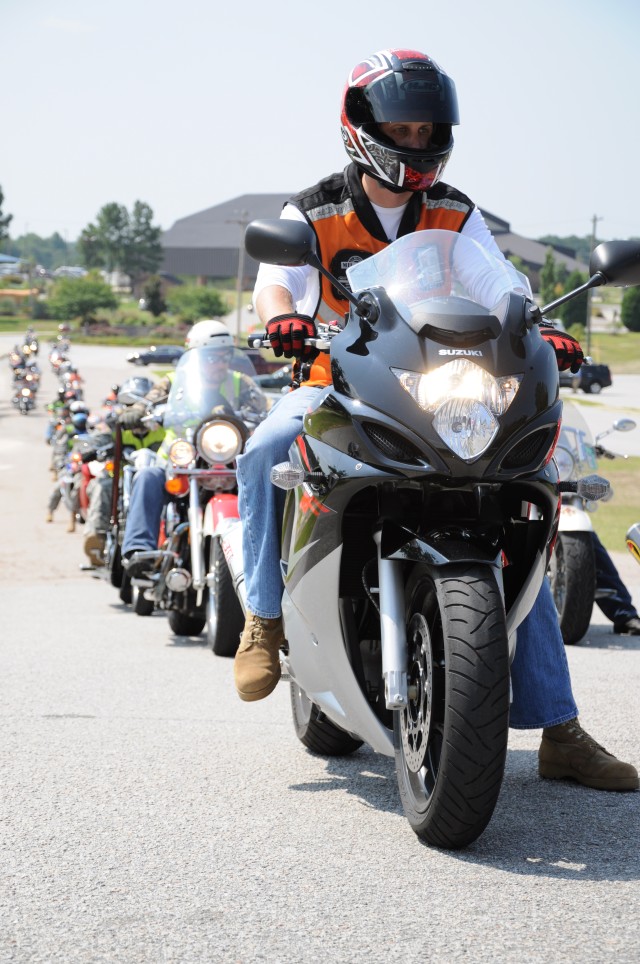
[282,544,394,756]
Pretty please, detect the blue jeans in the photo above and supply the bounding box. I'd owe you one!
[121,465,169,555]
[236,387,578,729]
[593,530,637,624]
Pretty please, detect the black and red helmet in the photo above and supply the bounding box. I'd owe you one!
[341,49,459,192]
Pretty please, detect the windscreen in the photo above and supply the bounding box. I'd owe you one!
[346,229,531,331]
[163,346,260,436]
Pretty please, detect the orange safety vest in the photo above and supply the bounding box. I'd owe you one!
[290,164,474,387]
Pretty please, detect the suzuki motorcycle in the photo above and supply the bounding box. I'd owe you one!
[127,348,265,644]
[549,403,636,644]
[237,221,640,849]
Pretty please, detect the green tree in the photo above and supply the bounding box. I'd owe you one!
[166,285,228,324]
[6,231,75,269]
[79,203,129,271]
[539,248,557,305]
[78,201,162,282]
[123,201,162,283]
[0,185,13,249]
[142,276,167,317]
[537,234,595,263]
[558,270,588,330]
[48,271,118,325]
[620,286,640,332]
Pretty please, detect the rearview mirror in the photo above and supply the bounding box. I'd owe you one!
[590,240,640,287]
[245,219,316,267]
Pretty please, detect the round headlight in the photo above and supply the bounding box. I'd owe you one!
[197,421,244,463]
[168,439,196,467]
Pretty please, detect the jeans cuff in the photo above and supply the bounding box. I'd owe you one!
[509,710,578,731]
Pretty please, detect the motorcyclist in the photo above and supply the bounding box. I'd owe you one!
[45,401,90,528]
[82,377,166,567]
[121,320,266,574]
[233,48,637,792]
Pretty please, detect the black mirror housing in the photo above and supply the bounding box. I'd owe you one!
[590,240,640,287]
[244,218,316,267]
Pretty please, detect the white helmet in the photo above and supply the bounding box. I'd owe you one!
[185,319,234,350]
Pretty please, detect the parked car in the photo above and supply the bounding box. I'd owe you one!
[127,345,185,367]
[559,359,612,394]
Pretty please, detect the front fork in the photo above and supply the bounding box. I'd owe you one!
[372,530,408,710]
[187,476,206,602]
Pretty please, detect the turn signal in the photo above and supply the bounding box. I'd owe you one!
[165,475,189,496]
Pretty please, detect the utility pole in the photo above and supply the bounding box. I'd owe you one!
[226,209,250,345]
[586,213,603,357]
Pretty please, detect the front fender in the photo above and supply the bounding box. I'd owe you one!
[558,503,594,532]
[203,492,240,538]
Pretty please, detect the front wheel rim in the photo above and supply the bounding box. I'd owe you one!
[401,613,433,773]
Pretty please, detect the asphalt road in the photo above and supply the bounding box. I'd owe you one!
[1,340,639,962]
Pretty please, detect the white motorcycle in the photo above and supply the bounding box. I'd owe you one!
[549,402,636,643]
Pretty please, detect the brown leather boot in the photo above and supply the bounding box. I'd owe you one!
[539,718,639,791]
[84,533,106,567]
[234,612,285,702]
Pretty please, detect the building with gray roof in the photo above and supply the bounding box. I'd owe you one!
[161,194,585,292]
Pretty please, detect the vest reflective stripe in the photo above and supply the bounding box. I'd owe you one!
[298,195,471,387]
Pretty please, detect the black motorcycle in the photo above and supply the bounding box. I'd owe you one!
[241,221,640,848]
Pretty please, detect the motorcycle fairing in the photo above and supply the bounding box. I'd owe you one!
[281,544,395,757]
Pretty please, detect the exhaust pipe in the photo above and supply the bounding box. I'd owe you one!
[218,522,247,614]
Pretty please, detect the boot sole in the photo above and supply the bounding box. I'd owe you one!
[539,762,639,791]
[236,672,281,703]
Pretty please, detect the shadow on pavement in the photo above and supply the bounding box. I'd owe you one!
[290,746,639,876]
[456,749,640,880]
[574,623,640,651]
[289,745,403,818]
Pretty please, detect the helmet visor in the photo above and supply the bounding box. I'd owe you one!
[362,68,459,125]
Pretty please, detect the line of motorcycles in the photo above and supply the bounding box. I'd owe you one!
[81,348,262,658]
[9,327,41,414]
[40,225,640,852]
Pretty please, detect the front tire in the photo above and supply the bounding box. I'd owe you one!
[119,570,132,605]
[206,538,243,657]
[109,541,124,588]
[290,683,363,756]
[132,584,154,616]
[168,609,206,636]
[394,563,510,850]
[548,532,595,644]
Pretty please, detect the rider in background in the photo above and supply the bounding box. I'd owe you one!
[233,47,637,792]
[121,320,265,576]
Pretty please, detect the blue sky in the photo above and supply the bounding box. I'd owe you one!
[4,0,640,243]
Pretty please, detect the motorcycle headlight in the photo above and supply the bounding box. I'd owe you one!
[168,438,196,467]
[197,420,244,464]
[392,360,522,462]
[21,387,32,397]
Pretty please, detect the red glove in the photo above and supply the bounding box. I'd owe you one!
[266,313,316,359]
[540,325,584,374]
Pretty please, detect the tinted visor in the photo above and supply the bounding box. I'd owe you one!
[364,68,459,125]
